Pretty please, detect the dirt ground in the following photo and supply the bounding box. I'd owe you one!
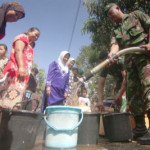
[31,136,150,150]
[30,114,150,150]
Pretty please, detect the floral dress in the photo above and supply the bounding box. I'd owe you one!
[0,34,33,109]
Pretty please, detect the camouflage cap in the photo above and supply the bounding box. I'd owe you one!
[104,3,117,15]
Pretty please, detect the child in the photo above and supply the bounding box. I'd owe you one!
[79,88,91,106]
[0,44,9,77]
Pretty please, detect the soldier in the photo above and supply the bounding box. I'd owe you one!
[104,3,150,144]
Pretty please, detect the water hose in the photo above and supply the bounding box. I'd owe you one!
[80,47,146,82]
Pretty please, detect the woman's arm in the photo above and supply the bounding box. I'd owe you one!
[45,62,56,96]
[14,40,26,79]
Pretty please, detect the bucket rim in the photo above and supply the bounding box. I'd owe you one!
[45,106,82,112]
[103,112,130,117]
[0,108,43,116]
[82,112,101,115]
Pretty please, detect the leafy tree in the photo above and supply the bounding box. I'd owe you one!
[82,0,150,46]
[32,62,46,104]
[36,68,46,105]
[75,0,150,100]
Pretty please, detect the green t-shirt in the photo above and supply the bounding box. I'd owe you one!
[100,57,125,82]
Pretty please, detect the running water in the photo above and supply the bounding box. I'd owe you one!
[65,82,82,105]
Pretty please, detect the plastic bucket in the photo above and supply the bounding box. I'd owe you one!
[78,112,100,145]
[103,112,132,142]
[36,118,46,140]
[44,106,83,148]
[0,108,43,150]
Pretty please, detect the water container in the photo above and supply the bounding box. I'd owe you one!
[78,112,100,145]
[0,108,42,150]
[36,118,46,140]
[44,106,83,148]
[103,112,132,142]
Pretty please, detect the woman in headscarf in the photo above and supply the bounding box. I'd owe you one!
[41,51,70,113]
[66,57,76,103]
[0,27,40,109]
[0,1,25,40]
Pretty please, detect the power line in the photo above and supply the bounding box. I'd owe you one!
[68,0,81,52]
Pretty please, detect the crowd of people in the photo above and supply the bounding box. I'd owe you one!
[41,50,92,112]
[0,1,150,145]
[0,2,92,112]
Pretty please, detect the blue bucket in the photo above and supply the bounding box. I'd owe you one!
[44,106,83,148]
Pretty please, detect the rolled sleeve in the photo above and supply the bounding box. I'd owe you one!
[111,36,117,45]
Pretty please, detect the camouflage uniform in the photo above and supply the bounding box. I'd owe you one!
[111,10,150,115]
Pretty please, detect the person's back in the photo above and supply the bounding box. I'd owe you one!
[100,58,123,82]
[99,51,125,94]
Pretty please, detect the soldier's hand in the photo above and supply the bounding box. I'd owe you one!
[140,43,150,55]
[108,53,117,64]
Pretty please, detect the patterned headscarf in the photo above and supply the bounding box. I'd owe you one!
[57,51,70,74]
[0,2,25,39]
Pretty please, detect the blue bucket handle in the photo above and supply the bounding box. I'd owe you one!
[44,109,83,131]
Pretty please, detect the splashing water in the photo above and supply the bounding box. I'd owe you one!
[65,82,82,106]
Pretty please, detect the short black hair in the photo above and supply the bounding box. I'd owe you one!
[99,50,108,60]
[31,68,39,74]
[82,87,87,92]
[0,44,8,50]
[72,67,78,71]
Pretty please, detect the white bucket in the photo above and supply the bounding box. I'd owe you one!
[44,106,83,148]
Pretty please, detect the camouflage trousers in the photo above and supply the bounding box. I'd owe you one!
[125,54,150,115]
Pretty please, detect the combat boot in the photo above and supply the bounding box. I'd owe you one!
[132,115,147,140]
[137,113,150,145]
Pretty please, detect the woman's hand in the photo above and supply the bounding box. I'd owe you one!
[46,87,51,96]
[64,93,68,99]
[18,66,26,80]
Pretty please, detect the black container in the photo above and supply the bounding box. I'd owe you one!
[36,118,46,140]
[103,112,132,142]
[0,109,43,150]
[78,112,100,145]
